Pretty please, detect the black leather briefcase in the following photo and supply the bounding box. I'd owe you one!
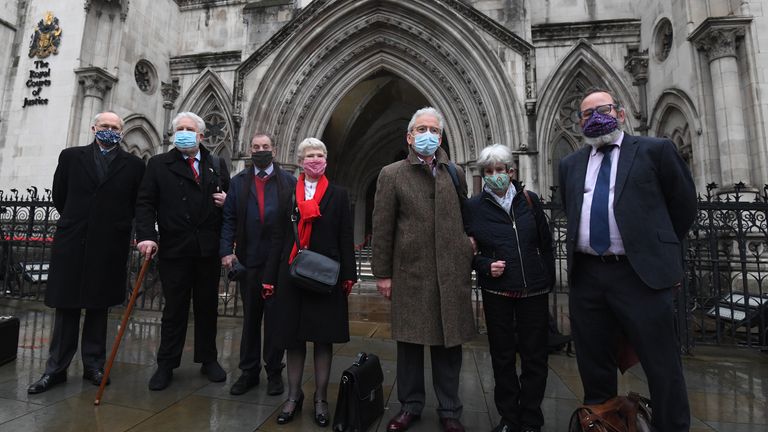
[333,352,384,432]
[0,316,19,366]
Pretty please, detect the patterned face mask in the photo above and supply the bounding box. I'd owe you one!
[582,111,619,138]
[95,129,122,147]
[483,172,510,192]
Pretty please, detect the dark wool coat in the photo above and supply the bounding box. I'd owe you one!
[372,147,475,347]
[464,184,555,294]
[263,182,356,348]
[135,147,230,259]
[45,142,145,308]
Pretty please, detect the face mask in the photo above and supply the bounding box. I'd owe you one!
[95,129,122,147]
[303,158,327,178]
[173,130,198,149]
[251,151,273,169]
[483,172,510,192]
[582,111,619,138]
[413,132,440,156]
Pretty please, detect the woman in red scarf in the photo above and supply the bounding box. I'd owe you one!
[262,137,356,427]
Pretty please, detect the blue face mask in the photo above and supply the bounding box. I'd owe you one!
[173,130,198,149]
[95,129,122,147]
[413,132,440,156]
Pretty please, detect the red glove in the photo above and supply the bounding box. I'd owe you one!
[262,283,274,300]
[342,280,355,296]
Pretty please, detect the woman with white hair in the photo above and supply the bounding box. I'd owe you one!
[262,137,356,427]
[463,144,555,432]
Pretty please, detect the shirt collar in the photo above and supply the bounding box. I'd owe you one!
[254,163,274,176]
[184,150,201,161]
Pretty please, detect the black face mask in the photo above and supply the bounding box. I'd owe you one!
[251,151,273,169]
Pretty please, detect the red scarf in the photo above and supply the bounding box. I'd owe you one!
[289,173,329,263]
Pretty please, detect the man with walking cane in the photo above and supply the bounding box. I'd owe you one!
[28,111,145,394]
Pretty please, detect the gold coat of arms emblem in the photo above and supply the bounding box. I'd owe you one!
[28,11,62,59]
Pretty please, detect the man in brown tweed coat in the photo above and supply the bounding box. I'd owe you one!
[372,107,475,432]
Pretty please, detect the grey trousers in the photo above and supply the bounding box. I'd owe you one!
[396,341,463,419]
[45,308,108,374]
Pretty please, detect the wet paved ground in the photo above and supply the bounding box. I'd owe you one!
[0,292,766,432]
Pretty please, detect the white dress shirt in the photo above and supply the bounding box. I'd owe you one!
[576,132,626,255]
[304,177,318,200]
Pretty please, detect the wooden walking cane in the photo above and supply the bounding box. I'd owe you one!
[94,255,152,406]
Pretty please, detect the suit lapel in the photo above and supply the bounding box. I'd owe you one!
[102,149,128,184]
[77,144,100,187]
[167,153,197,184]
[319,183,334,215]
[613,134,639,203]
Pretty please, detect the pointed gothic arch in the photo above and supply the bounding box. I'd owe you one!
[649,88,702,178]
[177,68,235,160]
[536,40,638,192]
[237,0,532,167]
[122,114,161,161]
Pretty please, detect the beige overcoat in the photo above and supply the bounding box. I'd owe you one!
[372,147,475,347]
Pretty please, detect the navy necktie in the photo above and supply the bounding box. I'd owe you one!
[590,145,617,255]
[257,171,267,178]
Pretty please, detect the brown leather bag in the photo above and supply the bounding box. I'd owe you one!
[568,392,655,432]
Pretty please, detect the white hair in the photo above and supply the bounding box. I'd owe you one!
[172,112,206,132]
[477,144,515,170]
[92,111,124,129]
[407,107,445,132]
[296,137,328,161]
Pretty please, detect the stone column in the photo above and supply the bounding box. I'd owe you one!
[624,48,649,135]
[161,80,180,152]
[74,67,117,146]
[690,18,752,189]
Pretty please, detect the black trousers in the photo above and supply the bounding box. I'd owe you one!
[396,341,463,419]
[569,253,690,432]
[238,266,283,375]
[483,291,549,429]
[45,307,108,374]
[156,256,220,369]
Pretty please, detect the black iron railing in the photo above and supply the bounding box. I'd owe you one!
[2,183,768,350]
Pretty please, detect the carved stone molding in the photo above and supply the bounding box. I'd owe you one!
[624,48,649,85]
[532,19,641,43]
[84,0,130,21]
[175,0,246,11]
[169,50,242,73]
[688,16,752,62]
[161,80,181,109]
[75,67,117,98]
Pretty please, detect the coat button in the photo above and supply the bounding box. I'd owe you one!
[185,214,190,219]
[182,197,187,201]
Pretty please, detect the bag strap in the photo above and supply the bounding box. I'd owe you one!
[291,194,302,253]
[446,162,465,203]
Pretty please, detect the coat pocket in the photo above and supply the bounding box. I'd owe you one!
[657,229,680,244]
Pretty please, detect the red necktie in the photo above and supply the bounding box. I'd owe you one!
[187,157,199,183]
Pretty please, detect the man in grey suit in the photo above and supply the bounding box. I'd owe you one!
[558,88,696,431]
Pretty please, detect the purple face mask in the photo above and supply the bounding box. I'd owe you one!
[582,111,619,138]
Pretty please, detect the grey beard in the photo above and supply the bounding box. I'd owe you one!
[583,128,622,148]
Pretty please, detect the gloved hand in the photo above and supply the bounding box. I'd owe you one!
[262,283,274,300]
[342,280,355,296]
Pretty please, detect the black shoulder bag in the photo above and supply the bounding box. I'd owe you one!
[288,194,340,295]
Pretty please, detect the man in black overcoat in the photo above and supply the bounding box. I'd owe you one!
[220,132,295,396]
[558,88,697,431]
[135,111,230,391]
[28,111,145,394]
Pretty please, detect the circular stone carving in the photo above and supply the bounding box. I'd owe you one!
[653,18,673,62]
[134,60,157,94]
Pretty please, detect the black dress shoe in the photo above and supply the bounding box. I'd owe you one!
[386,411,421,431]
[267,374,284,396]
[27,372,67,394]
[83,368,110,386]
[200,361,226,382]
[314,398,330,427]
[230,371,259,395]
[276,393,304,424]
[148,367,173,391]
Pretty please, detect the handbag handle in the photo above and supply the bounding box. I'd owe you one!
[354,352,368,366]
[291,194,303,253]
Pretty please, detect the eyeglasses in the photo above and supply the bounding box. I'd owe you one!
[412,126,442,135]
[578,104,619,120]
[95,124,121,131]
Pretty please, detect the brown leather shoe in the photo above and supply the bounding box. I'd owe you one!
[386,410,421,431]
[439,417,466,432]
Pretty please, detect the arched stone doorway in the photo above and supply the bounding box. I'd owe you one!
[320,71,434,242]
[236,0,533,241]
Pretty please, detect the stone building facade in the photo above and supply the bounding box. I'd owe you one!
[1,0,767,241]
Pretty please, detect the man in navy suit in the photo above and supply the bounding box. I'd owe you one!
[220,132,295,396]
[558,88,696,431]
